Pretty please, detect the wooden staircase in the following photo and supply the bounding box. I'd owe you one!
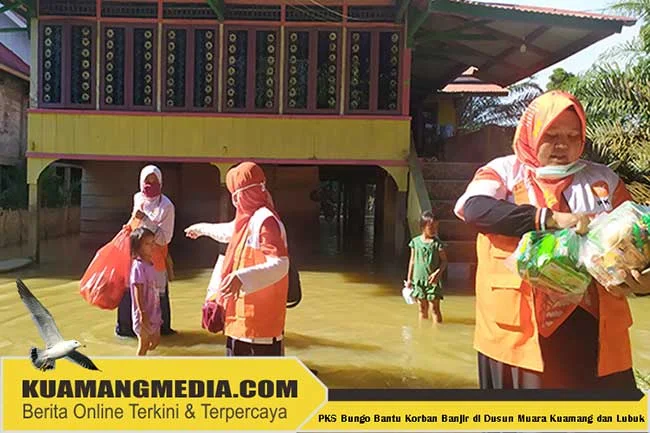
[420,161,482,291]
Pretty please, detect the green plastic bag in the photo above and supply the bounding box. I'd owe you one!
[509,228,592,300]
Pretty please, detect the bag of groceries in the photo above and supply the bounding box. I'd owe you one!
[507,228,592,302]
[580,201,650,287]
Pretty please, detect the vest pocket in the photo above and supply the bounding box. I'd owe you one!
[490,287,522,328]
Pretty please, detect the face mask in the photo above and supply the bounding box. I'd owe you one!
[142,182,161,198]
[230,182,265,206]
[535,161,586,179]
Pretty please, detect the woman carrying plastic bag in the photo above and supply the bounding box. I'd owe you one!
[115,165,176,338]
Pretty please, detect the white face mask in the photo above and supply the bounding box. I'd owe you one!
[230,182,266,208]
[535,161,586,179]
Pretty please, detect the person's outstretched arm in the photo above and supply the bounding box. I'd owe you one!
[185,221,235,243]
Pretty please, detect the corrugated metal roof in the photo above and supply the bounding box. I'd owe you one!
[450,0,636,25]
[0,42,29,80]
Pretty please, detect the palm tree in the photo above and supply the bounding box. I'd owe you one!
[456,79,543,132]
[559,0,650,203]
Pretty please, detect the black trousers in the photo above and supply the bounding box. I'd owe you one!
[478,308,637,390]
[115,285,172,336]
[225,337,283,357]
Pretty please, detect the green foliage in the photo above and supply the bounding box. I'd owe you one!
[40,166,82,208]
[556,60,650,201]
[0,165,82,210]
[457,79,543,132]
[549,0,650,202]
[546,68,577,91]
[0,164,27,209]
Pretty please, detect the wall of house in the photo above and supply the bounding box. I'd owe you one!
[28,113,411,165]
[264,165,321,256]
[0,206,80,247]
[0,70,27,165]
[443,125,514,163]
[79,161,322,267]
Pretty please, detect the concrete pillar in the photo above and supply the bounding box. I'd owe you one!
[381,175,396,258]
[394,190,407,258]
[63,167,71,231]
[374,171,386,257]
[28,182,40,263]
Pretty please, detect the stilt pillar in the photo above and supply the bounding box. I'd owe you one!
[28,182,40,263]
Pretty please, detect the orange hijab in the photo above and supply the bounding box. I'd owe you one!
[513,90,587,211]
[220,162,278,281]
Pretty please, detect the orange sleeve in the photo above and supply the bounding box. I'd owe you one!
[472,166,504,184]
[612,179,633,209]
[259,217,288,258]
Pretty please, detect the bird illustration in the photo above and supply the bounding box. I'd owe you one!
[16,279,100,372]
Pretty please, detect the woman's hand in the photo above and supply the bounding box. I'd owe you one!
[610,268,650,296]
[220,273,243,298]
[546,211,591,234]
[184,224,203,240]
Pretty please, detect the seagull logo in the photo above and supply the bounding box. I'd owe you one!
[16,279,100,372]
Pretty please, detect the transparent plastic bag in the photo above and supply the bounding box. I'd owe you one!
[402,281,416,305]
[79,226,132,310]
[506,228,592,302]
[580,201,650,288]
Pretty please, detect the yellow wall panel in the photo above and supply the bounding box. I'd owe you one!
[438,97,457,127]
[28,113,410,163]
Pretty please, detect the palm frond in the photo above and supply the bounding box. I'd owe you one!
[609,0,650,18]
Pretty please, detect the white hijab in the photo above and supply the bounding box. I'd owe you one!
[137,165,164,218]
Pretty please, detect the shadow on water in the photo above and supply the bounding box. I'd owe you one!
[157,329,226,348]
[284,331,382,352]
[306,362,478,389]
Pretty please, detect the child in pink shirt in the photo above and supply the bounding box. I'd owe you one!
[130,227,162,355]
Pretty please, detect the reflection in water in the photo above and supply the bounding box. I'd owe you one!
[2,222,650,389]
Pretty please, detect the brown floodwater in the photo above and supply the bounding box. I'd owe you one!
[2,223,650,389]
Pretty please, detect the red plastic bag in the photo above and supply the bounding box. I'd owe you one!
[80,227,132,310]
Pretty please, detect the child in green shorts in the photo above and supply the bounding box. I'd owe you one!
[406,210,448,322]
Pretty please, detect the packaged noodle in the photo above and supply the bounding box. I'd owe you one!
[508,228,592,300]
[580,201,650,287]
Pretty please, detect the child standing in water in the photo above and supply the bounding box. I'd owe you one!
[129,227,162,355]
[406,210,448,323]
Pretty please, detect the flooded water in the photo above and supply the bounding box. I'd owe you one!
[2,223,650,389]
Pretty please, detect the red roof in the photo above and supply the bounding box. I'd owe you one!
[440,67,509,95]
[451,0,636,25]
[0,42,29,81]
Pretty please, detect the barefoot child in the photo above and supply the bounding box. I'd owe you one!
[406,210,448,322]
[130,227,162,355]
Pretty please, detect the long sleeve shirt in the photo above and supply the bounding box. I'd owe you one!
[133,192,175,247]
[191,219,289,295]
[463,195,540,238]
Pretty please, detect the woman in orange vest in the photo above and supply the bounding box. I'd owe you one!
[185,162,289,356]
[455,91,650,389]
[116,165,176,338]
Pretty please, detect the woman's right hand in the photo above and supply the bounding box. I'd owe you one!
[546,211,591,234]
[184,224,203,240]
